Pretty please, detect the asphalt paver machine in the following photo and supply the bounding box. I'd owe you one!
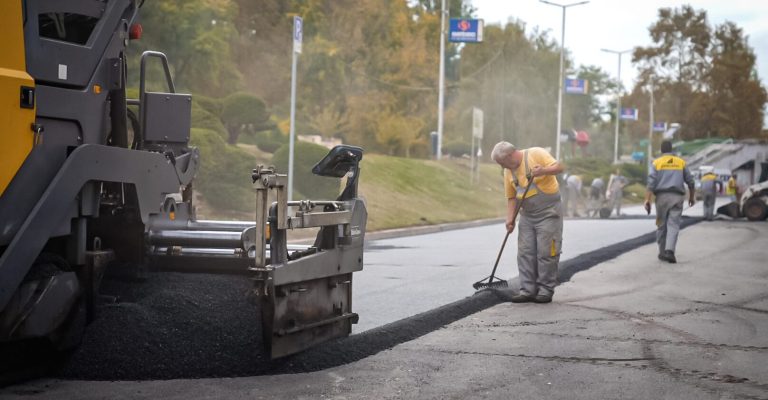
[0,0,366,360]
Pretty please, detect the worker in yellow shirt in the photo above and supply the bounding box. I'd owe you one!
[491,142,564,304]
[726,173,738,202]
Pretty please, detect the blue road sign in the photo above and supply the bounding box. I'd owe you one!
[564,78,589,94]
[449,19,484,43]
[652,122,666,132]
[293,16,303,54]
[620,107,638,121]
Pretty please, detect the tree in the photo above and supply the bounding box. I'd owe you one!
[708,22,767,138]
[632,5,766,139]
[375,114,425,157]
[220,92,271,144]
[129,0,242,96]
[634,5,710,87]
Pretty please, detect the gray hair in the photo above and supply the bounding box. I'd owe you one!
[491,141,516,163]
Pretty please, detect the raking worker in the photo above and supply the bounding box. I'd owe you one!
[491,142,564,304]
[644,140,695,264]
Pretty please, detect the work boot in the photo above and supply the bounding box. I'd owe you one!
[510,294,534,303]
[661,250,677,264]
[533,294,552,304]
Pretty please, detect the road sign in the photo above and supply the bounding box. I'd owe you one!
[620,107,638,121]
[472,107,483,138]
[449,19,484,43]
[293,16,303,54]
[564,78,589,94]
[652,122,666,132]
[663,123,680,139]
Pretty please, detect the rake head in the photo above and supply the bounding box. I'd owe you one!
[473,276,509,291]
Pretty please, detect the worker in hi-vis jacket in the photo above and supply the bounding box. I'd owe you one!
[700,170,722,221]
[644,140,695,264]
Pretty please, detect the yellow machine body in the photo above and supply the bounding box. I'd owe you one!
[0,1,36,197]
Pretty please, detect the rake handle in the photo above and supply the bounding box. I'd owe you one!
[486,176,534,284]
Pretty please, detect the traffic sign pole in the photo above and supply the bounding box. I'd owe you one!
[288,16,302,201]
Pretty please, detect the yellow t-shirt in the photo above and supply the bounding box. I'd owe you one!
[503,147,560,199]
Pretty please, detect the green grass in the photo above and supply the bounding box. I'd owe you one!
[358,156,506,231]
[194,152,508,230]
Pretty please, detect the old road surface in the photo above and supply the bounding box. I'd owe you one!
[5,207,766,399]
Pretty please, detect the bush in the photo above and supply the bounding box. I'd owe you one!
[191,101,227,139]
[221,92,270,144]
[195,95,223,116]
[254,130,286,154]
[443,141,471,157]
[190,128,256,211]
[272,141,341,200]
[619,163,646,185]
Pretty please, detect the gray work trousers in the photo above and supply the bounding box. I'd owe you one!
[703,192,716,220]
[610,189,622,215]
[517,193,563,297]
[655,192,684,254]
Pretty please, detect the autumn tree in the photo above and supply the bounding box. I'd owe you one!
[632,5,766,139]
[128,0,242,96]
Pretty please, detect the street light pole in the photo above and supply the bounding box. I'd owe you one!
[436,0,447,160]
[601,48,632,164]
[540,0,589,161]
[647,81,654,175]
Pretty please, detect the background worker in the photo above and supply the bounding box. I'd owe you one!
[588,177,605,217]
[491,141,564,304]
[606,169,628,217]
[644,140,695,264]
[565,174,584,217]
[727,173,739,202]
[700,169,723,221]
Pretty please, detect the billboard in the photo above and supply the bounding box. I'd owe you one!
[564,78,589,94]
[449,19,484,43]
[620,107,638,121]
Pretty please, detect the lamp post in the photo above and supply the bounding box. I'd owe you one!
[601,48,632,164]
[647,81,654,176]
[436,0,447,160]
[540,0,589,161]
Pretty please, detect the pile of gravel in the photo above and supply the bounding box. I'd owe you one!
[57,272,268,380]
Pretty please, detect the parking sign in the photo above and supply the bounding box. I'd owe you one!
[293,16,303,54]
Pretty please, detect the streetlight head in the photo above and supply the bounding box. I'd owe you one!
[540,0,589,7]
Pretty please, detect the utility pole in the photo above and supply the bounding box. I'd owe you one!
[540,0,589,161]
[647,82,654,176]
[436,0,447,160]
[601,48,632,164]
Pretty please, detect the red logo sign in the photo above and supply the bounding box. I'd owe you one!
[458,20,471,31]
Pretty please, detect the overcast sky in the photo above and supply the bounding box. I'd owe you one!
[471,0,768,91]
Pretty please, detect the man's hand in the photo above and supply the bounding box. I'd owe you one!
[530,165,544,177]
[688,197,695,207]
[644,200,651,215]
[506,218,516,233]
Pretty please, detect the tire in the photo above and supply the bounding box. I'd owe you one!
[743,198,768,221]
